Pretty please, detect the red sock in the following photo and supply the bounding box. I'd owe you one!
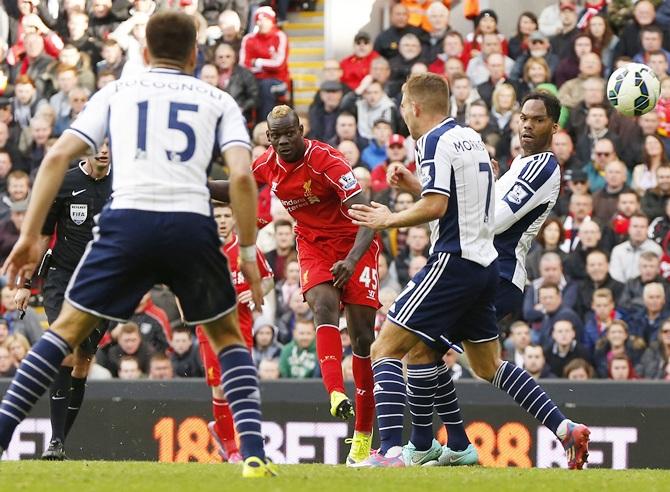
[352,353,375,433]
[316,324,345,394]
[213,398,238,456]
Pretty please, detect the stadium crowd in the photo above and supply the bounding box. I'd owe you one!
[1,0,670,383]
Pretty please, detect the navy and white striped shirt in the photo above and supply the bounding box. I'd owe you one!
[416,117,498,267]
[493,151,561,290]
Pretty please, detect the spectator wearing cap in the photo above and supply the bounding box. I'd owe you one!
[307,80,344,143]
[642,166,670,221]
[423,2,451,63]
[370,134,415,194]
[557,168,590,220]
[466,33,515,88]
[200,1,248,31]
[464,9,508,59]
[549,1,580,59]
[538,0,576,38]
[239,6,289,122]
[373,3,428,60]
[342,79,398,141]
[339,32,379,92]
[510,30,559,83]
[327,112,368,152]
[508,11,538,61]
[360,119,393,171]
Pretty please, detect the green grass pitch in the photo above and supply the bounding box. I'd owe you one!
[1,462,670,492]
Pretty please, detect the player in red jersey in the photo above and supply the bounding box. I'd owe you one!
[196,201,274,463]
[211,104,381,465]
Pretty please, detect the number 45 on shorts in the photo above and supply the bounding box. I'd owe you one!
[359,266,378,300]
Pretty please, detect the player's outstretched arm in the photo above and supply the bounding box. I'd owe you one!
[225,145,263,310]
[349,193,448,231]
[207,179,230,202]
[332,192,376,288]
[2,134,89,286]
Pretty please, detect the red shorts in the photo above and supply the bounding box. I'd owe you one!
[196,326,253,387]
[296,236,381,309]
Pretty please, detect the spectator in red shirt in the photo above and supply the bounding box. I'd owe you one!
[340,32,379,92]
[370,134,415,194]
[239,6,289,121]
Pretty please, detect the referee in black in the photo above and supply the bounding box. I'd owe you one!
[14,141,112,460]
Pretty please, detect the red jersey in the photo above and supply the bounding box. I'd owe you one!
[239,28,289,85]
[222,233,274,335]
[252,139,362,243]
[340,51,380,90]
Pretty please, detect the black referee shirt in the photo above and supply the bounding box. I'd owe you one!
[42,161,112,272]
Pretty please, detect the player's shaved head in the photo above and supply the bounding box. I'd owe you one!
[145,12,196,68]
[267,105,305,163]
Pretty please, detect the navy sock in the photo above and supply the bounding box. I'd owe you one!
[48,366,72,442]
[218,345,265,460]
[406,363,437,451]
[434,361,469,451]
[372,357,405,454]
[0,331,71,449]
[492,361,566,434]
[64,377,87,438]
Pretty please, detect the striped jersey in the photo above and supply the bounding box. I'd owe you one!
[493,151,561,291]
[416,117,497,267]
[66,68,251,216]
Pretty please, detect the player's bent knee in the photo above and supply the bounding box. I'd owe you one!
[407,343,439,364]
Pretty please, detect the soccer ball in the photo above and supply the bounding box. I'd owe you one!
[607,63,661,117]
